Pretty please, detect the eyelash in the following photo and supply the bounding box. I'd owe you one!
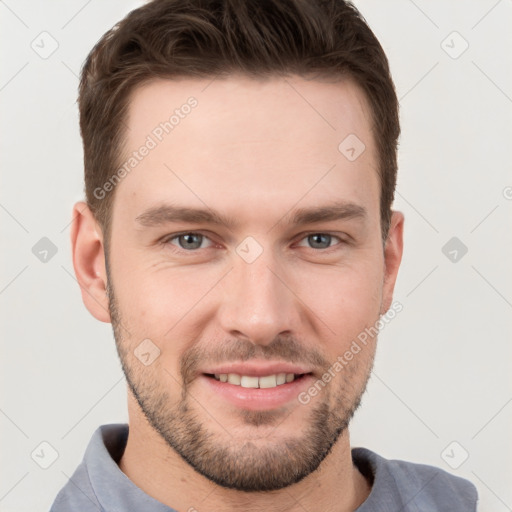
[160,231,348,254]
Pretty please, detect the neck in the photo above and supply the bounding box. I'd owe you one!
[119,395,371,512]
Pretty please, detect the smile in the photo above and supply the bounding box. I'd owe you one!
[207,373,306,388]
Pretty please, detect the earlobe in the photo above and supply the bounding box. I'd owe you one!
[70,201,111,323]
[381,211,404,315]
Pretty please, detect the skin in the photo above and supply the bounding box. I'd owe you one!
[71,75,404,512]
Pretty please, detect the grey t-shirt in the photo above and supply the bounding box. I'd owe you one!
[50,424,478,511]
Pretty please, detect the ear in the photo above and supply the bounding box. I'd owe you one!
[381,210,404,314]
[70,201,111,323]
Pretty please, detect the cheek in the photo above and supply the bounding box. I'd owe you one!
[113,260,198,321]
[112,240,384,358]
[112,267,214,365]
[297,258,384,340]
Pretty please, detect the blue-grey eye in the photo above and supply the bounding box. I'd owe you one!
[305,233,333,249]
[174,233,206,250]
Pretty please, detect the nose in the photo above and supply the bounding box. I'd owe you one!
[216,246,302,347]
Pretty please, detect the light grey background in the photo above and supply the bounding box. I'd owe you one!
[1,1,511,511]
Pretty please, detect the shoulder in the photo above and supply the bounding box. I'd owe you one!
[49,461,101,512]
[49,424,128,512]
[352,447,478,512]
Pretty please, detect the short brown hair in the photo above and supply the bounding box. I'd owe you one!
[79,0,399,245]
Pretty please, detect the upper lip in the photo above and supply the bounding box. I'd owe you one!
[201,361,313,377]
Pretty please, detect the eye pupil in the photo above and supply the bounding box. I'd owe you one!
[180,233,202,250]
[309,233,331,249]
[170,233,338,252]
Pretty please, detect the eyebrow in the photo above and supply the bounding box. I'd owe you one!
[135,201,367,229]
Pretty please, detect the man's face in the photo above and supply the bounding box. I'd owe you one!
[103,75,401,491]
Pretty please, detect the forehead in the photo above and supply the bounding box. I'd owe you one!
[113,75,379,229]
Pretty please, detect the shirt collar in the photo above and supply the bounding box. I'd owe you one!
[86,424,400,511]
[352,447,405,511]
[86,423,176,511]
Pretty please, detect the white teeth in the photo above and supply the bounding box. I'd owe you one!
[276,373,286,385]
[240,376,259,388]
[227,373,241,385]
[259,375,277,388]
[214,373,300,388]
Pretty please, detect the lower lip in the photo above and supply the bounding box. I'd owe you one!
[199,374,313,411]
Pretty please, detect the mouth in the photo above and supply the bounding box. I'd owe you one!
[198,364,315,411]
[204,372,310,388]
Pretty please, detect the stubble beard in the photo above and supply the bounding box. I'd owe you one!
[106,279,374,492]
